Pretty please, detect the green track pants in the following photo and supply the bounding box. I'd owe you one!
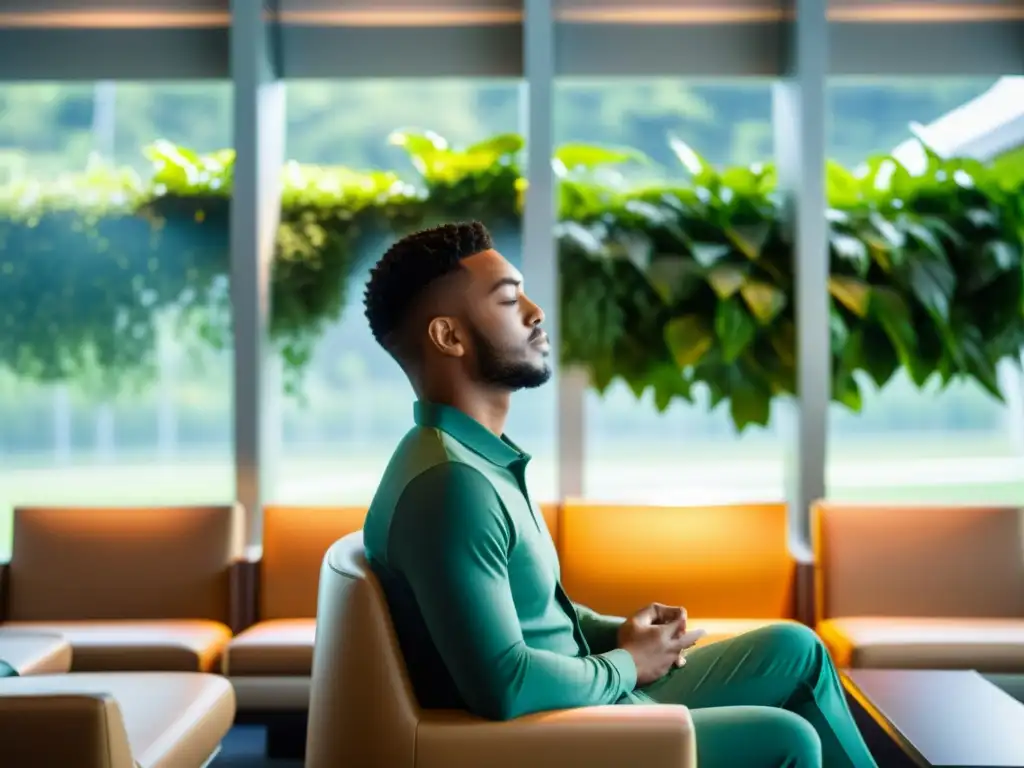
[640,623,879,768]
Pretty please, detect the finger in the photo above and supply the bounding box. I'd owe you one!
[666,617,687,638]
[674,653,688,668]
[653,603,681,624]
[634,604,658,624]
[663,621,689,646]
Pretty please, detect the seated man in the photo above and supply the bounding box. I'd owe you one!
[361,222,878,768]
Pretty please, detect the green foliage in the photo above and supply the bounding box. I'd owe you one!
[1,132,1022,430]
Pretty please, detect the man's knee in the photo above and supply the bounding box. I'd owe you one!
[772,709,823,765]
[753,623,830,681]
[757,623,826,658]
[693,707,822,767]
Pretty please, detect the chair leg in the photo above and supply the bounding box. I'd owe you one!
[265,713,307,760]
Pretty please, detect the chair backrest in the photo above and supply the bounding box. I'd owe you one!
[813,502,1024,621]
[306,531,419,768]
[558,502,795,619]
[260,506,368,621]
[8,505,242,622]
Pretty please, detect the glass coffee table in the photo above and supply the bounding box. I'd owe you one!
[842,669,1024,767]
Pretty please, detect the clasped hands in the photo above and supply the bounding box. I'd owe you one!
[615,602,703,686]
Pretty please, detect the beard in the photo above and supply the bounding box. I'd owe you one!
[470,325,552,391]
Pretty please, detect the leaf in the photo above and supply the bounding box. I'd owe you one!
[664,316,714,368]
[691,242,732,269]
[827,160,861,207]
[647,256,702,304]
[966,240,1020,291]
[869,287,925,384]
[740,280,787,325]
[834,370,863,411]
[726,222,771,261]
[729,375,772,431]
[904,218,946,260]
[649,364,693,411]
[707,265,746,299]
[721,166,763,196]
[830,231,870,276]
[388,130,448,172]
[715,299,757,362]
[966,207,998,229]
[858,328,900,390]
[869,212,906,250]
[668,134,711,179]
[830,310,849,350]
[769,321,796,368]
[906,252,956,322]
[959,327,1003,400]
[828,275,871,317]
[466,133,523,155]
[554,143,648,172]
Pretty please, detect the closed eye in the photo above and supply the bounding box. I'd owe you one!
[499,298,518,306]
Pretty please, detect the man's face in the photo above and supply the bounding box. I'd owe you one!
[458,249,552,391]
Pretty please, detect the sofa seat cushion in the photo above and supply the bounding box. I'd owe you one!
[223,618,315,676]
[0,629,73,675]
[818,617,1024,673]
[0,671,236,768]
[1,620,231,673]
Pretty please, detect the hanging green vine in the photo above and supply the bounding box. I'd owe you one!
[1,131,1022,430]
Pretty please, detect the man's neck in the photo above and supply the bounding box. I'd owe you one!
[422,386,511,436]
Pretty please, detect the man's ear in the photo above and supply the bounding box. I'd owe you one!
[427,316,466,358]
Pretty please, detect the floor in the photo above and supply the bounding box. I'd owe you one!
[212,726,303,768]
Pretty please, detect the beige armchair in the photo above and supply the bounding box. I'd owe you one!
[305,531,696,768]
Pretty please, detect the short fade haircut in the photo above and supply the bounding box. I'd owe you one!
[364,221,494,358]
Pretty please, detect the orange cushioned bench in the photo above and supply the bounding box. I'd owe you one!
[0,505,243,674]
[223,503,560,712]
[226,500,797,711]
[0,672,236,768]
[558,502,800,645]
[813,502,1024,675]
[222,505,369,711]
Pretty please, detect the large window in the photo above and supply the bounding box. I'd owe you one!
[0,82,234,559]
[269,80,560,504]
[825,77,1024,503]
[559,79,782,503]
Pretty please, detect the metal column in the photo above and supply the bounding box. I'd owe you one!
[773,0,829,557]
[230,0,285,549]
[523,0,583,500]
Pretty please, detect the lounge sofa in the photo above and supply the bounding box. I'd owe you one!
[558,501,802,644]
[0,671,236,768]
[0,505,244,673]
[0,628,72,676]
[812,501,1024,698]
[305,530,695,768]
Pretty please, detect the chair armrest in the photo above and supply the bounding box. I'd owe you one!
[0,690,135,768]
[0,630,73,675]
[229,545,263,634]
[416,704,695,768]
[0,561,8,621]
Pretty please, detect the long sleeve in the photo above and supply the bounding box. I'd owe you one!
[574,603,625,655]
[389,462,637,721]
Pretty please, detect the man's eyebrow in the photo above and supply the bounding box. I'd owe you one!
[487,277,521,294]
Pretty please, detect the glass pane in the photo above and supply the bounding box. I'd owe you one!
[0,81,235,559]
[279,0,519,21]
[555,78,781,503]
[556,0,779,22]
[825,76,1024,503]
[828,0,1021,20]
[270,80,553,504]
